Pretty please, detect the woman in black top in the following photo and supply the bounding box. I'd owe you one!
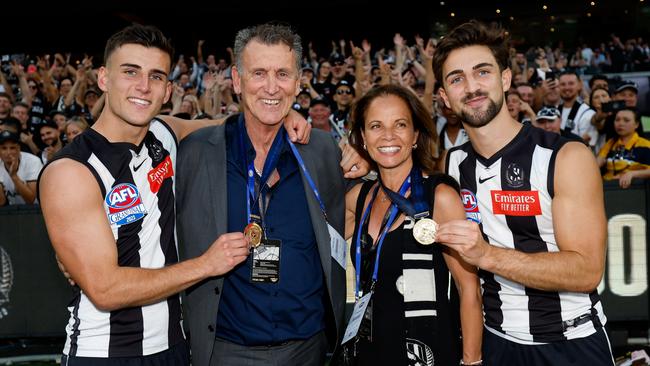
[342,85,483,365]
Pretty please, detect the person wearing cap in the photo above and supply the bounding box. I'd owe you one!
[329,54,349,86]
[612,80,648,137]
[38,120,63,164]
[82,87,101,123]
[613,80,638,108]
[0,129,42,205]
[308,97,346,142]
[0,117,32,153]
[293,88,313,118]
[533,106,584,142]
[558,71,598,148]
[333,80,354,130]
[0,92,12,121]
[301,66,315,83]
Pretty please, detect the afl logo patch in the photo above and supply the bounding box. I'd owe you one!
[460,189,481,224]
[105,183,147,226]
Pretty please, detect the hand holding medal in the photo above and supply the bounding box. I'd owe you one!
[413,218,438,245]
[244,222,263,248]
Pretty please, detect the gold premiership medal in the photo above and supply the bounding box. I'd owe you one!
[244,222,263,248]
[413,218,438,245]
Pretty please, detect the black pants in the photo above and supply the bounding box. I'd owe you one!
[209,331,327,366]
[483,327,614,366]
[61,341,189,366]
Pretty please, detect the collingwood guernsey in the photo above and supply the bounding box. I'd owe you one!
[42,119,184,357]
[445,124,607,344]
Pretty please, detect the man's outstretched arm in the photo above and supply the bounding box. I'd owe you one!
[40,159,249,311]
[436,142,606,292]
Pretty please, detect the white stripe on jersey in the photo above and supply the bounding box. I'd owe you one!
[446,127,607,344]
[446,149,467,182]
[63,120,180,357]
[64,293,111,357]
[530,145,555,252]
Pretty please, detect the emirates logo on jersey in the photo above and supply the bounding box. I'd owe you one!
[491,190,542,216]
[148,155,174,193]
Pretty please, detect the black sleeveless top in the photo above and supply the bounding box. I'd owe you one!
[350,174,462,366]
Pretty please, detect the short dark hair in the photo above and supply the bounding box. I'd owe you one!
[558,70,581,81]
[349,84,439,175]
[506,89,521,99]
[13,101,29,110]
[588,74,608,89]
[233,22,302,73]
[616,107,640,123]
[433,20,509,85]
[0,92,12,101]
[104,24,174,66]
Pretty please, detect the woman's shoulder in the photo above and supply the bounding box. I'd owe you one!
[424,172,460,193]
[635,136,650,148]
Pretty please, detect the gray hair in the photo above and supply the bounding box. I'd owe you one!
[233,23,302,74]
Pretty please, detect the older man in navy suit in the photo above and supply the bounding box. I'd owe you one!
[176,23,367,366]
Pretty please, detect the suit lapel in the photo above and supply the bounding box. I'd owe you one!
[208,125,228,237]
[296,143,332,286]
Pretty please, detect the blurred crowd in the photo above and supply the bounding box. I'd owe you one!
[1,28,650,205]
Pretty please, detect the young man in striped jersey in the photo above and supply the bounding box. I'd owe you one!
[37,24,318,365]
[433,21,614,365]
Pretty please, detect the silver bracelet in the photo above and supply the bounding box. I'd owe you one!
[460,360,483,366]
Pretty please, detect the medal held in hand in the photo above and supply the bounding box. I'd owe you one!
[413,218,438,245]
[244,222,263,248]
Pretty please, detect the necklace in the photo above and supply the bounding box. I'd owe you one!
[379,189,389,202]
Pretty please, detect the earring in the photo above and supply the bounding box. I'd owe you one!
[412,143,418,149]
[363,144,367,150]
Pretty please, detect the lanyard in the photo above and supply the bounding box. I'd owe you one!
[238,114,330,227]
[287,139,329,222]
[354,175,411,298]
[238,115,285,231]
[379,166,429,219]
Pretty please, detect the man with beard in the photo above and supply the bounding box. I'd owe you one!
[38,120,63,164]
[433,20,613,365]
[0,92,12,121]
[558,71,598,148]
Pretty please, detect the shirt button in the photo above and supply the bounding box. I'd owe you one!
[208,325,215,332]
[214,287,220,295]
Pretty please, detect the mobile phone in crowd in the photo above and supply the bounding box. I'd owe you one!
[602,100,626,113]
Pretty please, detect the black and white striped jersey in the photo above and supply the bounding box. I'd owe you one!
[446,124,607,344]
[44,119,184,357]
